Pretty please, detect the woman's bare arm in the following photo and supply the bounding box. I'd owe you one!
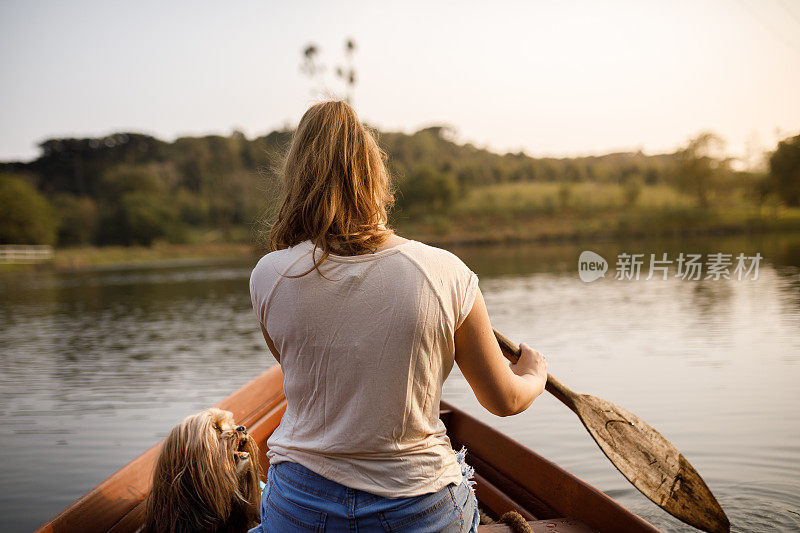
[454,288,548,416]
[259,322,281,364]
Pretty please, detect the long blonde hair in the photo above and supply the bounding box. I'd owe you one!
[268,100,395,270]
[143,408,262,533]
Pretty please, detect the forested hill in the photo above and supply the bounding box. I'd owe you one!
[0,126,696,247]
[2,126,675,197]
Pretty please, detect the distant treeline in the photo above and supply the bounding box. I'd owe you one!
[1,126,798,247]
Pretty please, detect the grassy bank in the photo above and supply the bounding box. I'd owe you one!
[50,242,258,270]
[394,182,800,245]
[5,182,799,272]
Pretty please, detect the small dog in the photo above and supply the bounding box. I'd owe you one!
[143,408,263,533]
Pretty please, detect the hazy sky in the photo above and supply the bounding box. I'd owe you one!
[1,0,799,162]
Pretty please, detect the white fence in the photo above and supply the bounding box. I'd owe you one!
[0,245,54,263]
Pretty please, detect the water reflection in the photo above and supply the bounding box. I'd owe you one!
[1,234,799,531]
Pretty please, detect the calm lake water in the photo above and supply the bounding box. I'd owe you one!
[1,233,799,532]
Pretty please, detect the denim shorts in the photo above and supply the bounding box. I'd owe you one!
[249,448,480,532]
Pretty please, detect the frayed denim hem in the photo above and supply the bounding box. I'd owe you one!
[454,446,477,494]
[455,446,481,532]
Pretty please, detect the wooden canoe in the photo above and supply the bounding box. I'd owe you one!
[36,366,659,533]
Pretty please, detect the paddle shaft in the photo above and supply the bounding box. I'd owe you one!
[492,328,577,410]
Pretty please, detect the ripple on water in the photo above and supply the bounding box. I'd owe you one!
[630,480,800,532]
[2,241,800,532]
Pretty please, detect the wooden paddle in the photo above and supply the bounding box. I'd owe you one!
[493,329,730,533]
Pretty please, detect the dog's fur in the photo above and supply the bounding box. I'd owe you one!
[143,408,262,533]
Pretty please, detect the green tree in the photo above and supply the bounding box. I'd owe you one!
[54,194,98,245]
[98,191,180,246]
[673,132,729,208]
[768,134,800,206]
[209,169,262,237]
[397,167,458,212]
[0,174,57,245]
[98,164,165,202]
[95,165,183,245]
[34,133,167,196]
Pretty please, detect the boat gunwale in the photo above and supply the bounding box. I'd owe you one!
[441,400,659,532]
[35,366,287,533]
[37,366,658,533]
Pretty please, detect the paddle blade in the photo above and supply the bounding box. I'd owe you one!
[572,394,730,533]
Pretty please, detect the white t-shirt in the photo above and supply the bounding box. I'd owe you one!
[249,239,479,497]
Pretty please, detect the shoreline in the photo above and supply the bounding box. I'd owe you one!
[406,212,800,248]
[0,242,260,273]
[2,218,798,274]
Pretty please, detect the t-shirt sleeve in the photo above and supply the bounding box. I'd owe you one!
[412,245,481,333]
[455,263,480,330]
[250,256,276,326]
[249,263,264,325]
